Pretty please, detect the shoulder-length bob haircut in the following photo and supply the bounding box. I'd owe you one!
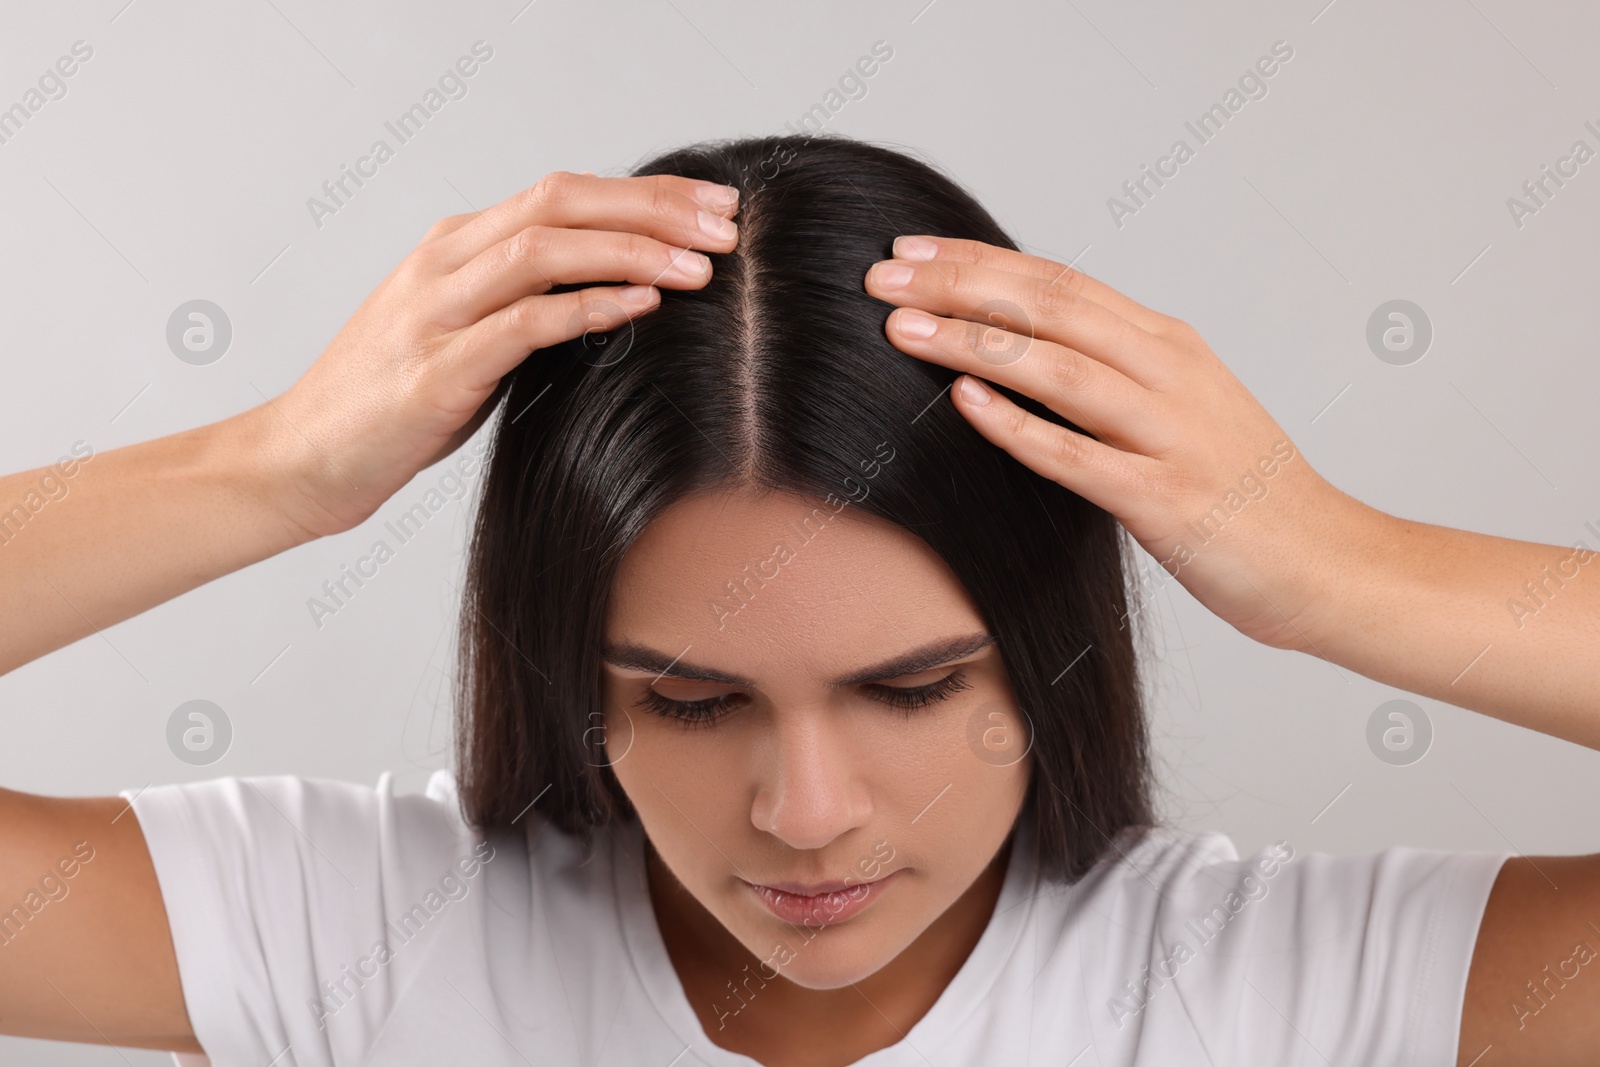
[455,133,1157,884]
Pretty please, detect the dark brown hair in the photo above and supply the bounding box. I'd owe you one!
[454,133,1157,882]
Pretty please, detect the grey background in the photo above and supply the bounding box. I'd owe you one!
[3,0,1598,1062]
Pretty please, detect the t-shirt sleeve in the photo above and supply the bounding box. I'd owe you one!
[1137,837,1511,1066]
[121,771,490,1067]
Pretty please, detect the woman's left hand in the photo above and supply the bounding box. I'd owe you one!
[865,235,1376,653]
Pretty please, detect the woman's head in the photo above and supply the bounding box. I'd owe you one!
[455,133,1156,986]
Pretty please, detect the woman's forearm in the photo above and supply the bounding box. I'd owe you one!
[0,405,312,676]
[1307,500,1600,750]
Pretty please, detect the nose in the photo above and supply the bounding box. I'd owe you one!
[748,705,871,852]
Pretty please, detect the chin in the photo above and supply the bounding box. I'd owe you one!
[772,951,899,990]
[726,898,926,990]
[755,925,905,989]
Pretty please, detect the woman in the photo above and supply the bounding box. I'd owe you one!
[0,134,1595,1066]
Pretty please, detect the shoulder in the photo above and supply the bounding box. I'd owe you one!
[123,767,623,882]
[125,768,472,863]
[1036,824,1505,948]
[118,768,636,1065]
[1018,823,1510,1062]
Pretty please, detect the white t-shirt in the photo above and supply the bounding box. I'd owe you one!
[122,770,1509,1067]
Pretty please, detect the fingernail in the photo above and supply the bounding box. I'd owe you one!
[872,262,915,290]
[618,285,656,304]
[957,376,991,405]
[896,308,937,339]
[699,209,738,241]
[670,249,711,278]
[695,184,740,211]
[894,235,938,261]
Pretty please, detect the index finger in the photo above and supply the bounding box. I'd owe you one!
[890,235,1175,337]
[433,171,741,272]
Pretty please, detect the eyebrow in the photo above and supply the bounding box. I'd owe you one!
[600,632,998,687]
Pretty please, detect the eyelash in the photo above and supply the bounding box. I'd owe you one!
[633,670,973,728]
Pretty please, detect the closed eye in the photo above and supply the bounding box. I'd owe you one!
[633,669,973,729]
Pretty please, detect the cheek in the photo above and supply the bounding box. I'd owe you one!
[869,700,1031,807]
[602,707,747,830]
[603,713,758,924]
[857,715,967,806]
[880,704,1031,884]
[958,703,1033,804]
[894,716,1031,829]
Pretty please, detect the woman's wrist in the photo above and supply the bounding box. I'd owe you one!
[1287,490,1405,659]
[119,406,324,590]
[227,397,340,550]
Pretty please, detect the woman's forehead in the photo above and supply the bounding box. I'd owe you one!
[604,487,986,665]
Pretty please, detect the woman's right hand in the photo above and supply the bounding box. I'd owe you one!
[260,171,741,541]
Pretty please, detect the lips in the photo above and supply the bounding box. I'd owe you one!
[758,878,872,896]
[743,870,899,926]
